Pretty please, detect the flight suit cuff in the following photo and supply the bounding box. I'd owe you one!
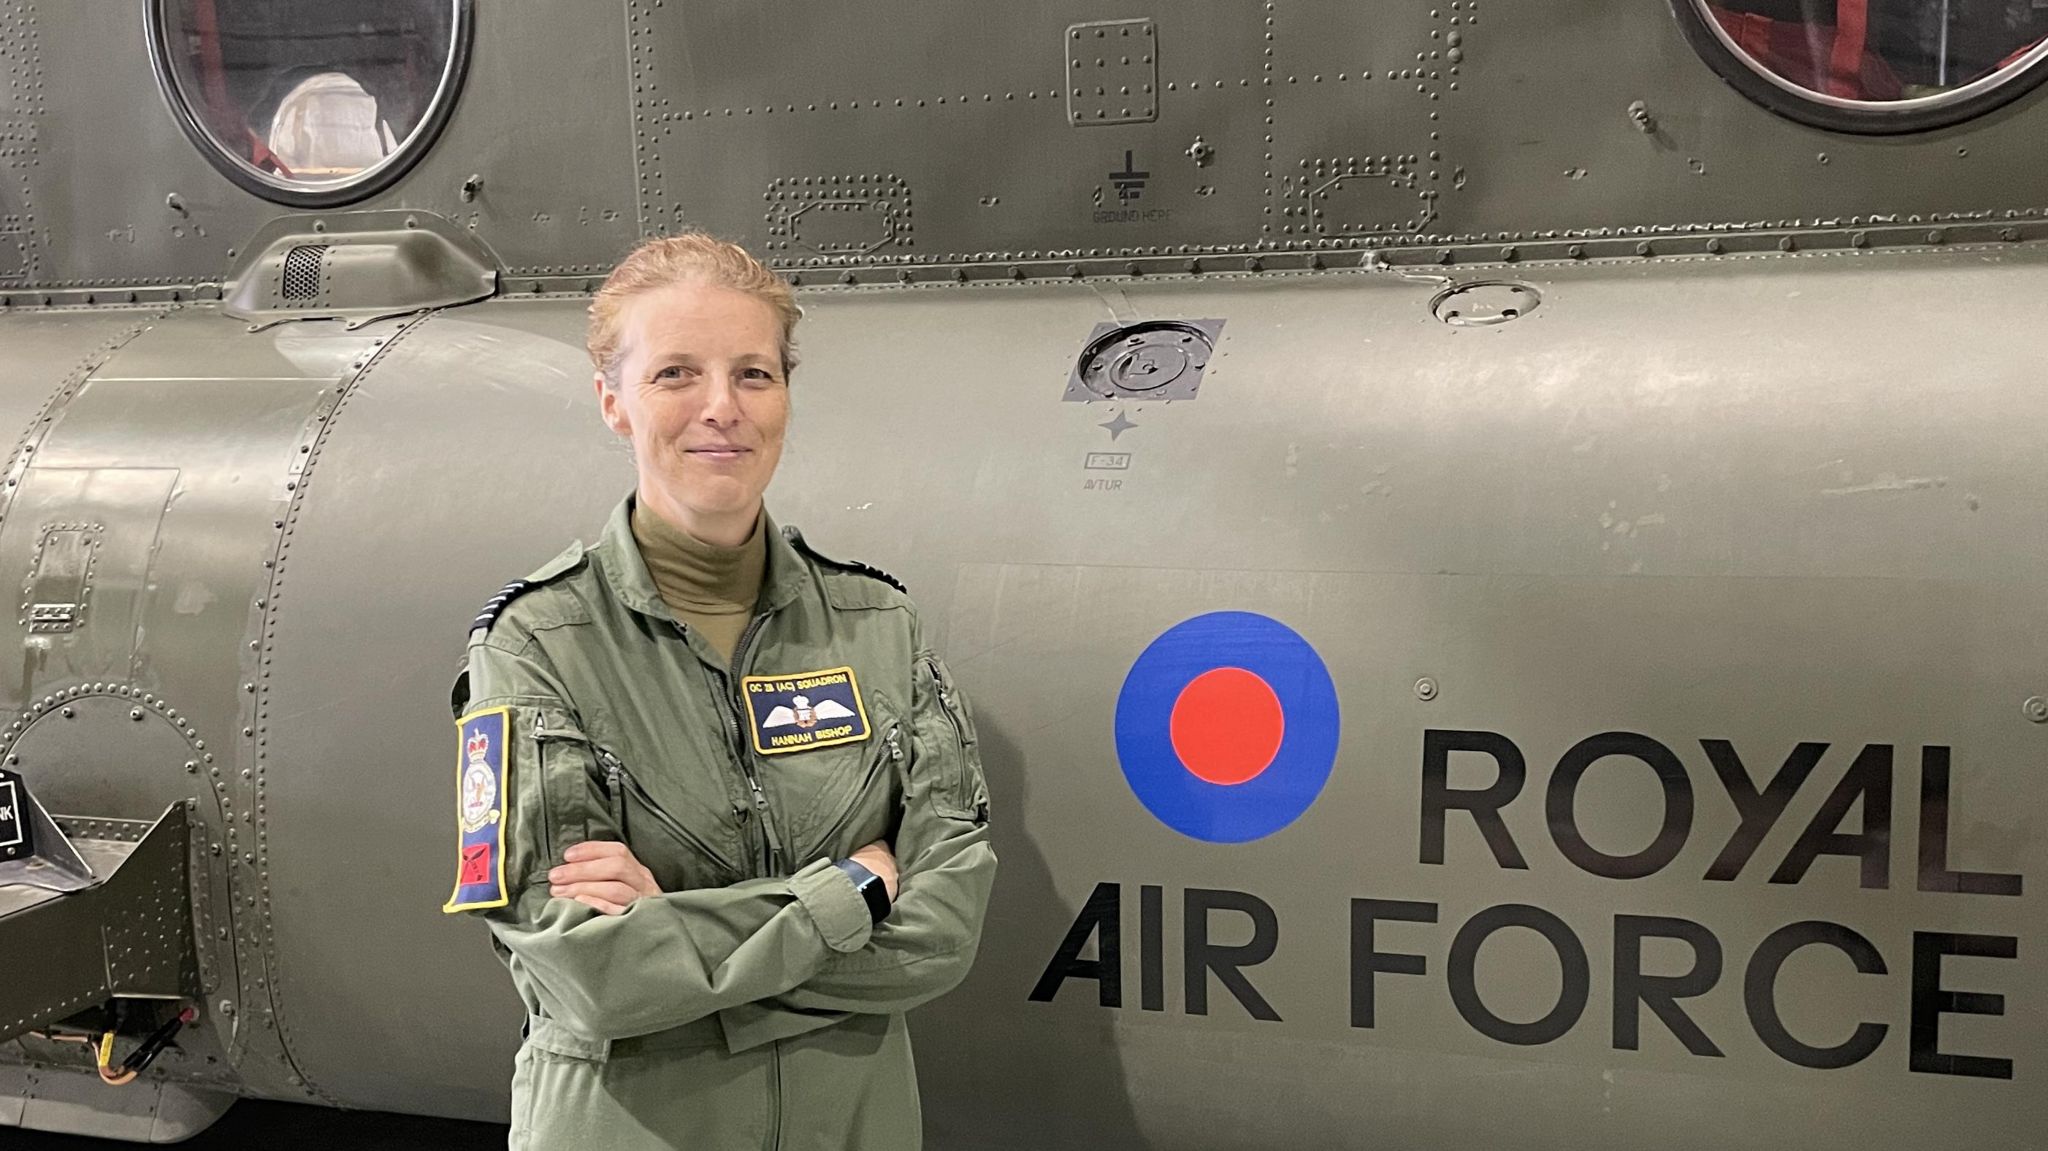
[791,857,873,954]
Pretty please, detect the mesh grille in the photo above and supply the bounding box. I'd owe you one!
[281,244,327,301]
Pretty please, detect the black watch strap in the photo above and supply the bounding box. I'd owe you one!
[833,859,891,926]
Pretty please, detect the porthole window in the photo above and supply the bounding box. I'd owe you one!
[148,0,473,206]
[1672,0,2048,133]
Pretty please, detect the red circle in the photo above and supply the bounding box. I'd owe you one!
[1169,667,1286,786]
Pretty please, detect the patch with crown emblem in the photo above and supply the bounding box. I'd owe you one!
[740,666,872,756]
[443,707,511,912]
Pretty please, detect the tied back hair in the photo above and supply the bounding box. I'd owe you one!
[586,233,801,388]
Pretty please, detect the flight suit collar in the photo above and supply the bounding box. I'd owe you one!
[594,493,810,625]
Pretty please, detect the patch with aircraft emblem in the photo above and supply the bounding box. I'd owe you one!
[442,707,510,912]
[741,666,872,755]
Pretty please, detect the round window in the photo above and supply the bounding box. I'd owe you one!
[148,0,473,206]
[1672,0,2048,133]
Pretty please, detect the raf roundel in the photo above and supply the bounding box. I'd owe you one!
[1114,611,1342,843]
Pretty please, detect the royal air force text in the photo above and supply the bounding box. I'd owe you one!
[1031,730,2024,1080]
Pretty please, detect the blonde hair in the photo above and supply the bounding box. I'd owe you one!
[586,233,801,387]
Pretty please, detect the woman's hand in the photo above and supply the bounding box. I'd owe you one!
[848,840,900,902]
[549,840,661,915]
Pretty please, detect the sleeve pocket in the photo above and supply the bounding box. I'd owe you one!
[918,654,991,825]
[530,708,605,873]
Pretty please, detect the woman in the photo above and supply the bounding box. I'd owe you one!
[442,234,997,1149]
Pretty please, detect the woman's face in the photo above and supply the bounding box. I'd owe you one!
[597,280,790,542]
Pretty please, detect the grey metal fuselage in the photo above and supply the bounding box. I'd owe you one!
[0,2,2039,1148]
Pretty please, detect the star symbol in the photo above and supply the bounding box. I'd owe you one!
[1099,410,1138,440]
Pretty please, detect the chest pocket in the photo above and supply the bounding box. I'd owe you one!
[767,699,902,864]
[533,713,738,891]
[612,755,743,892]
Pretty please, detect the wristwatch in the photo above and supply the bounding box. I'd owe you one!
[833,859,891,926]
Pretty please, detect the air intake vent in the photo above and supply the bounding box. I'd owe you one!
[225,211,499,330]
[280,244,327,301]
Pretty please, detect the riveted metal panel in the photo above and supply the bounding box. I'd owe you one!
[0,308,405,1111]
[0,0,45,288]
[20,0,635,292]
[1065,19,1160,126]
[1425,0,2048,242]
[0,467,173,682]
[349,0,637,279]
[256,302,621,1118]
[751,255,2048,1150]
[10,0,2048,294]
[636,1,1271,261]
[5,1060,234,1142]
[20,2,232,291]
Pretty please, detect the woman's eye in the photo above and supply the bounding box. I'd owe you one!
[653,365,684,381]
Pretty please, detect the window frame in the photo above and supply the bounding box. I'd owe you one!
[145,0,476,207]
[1670,0,2048,134]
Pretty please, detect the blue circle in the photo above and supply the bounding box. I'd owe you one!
[1114,611,1342,843]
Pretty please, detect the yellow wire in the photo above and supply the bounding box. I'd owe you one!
[93,1032,136,1086]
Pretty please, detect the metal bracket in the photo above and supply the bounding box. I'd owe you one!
[0,803,197,1044]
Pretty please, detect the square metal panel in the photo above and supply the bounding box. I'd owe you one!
[1066,19,1158,126]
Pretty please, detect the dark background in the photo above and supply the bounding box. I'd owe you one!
[5,1101,506,1149]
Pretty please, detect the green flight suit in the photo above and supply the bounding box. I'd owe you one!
[446,496,996,1150]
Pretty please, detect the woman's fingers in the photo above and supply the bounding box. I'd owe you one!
[552,880,642,909]
[549,858,641,886]
[549,842,660,898]
[571,893,628,916]
[562,840,634,863]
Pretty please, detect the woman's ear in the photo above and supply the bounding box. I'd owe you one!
[594,372,631,437]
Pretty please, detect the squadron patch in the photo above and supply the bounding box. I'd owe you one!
[443,707,510,912]
[741,666,871,756]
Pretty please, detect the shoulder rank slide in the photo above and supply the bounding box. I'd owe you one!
[468,580,536,640]
[443,707,511,912]
[781,526,908,594]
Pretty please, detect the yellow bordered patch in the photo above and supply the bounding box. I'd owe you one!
[442,706,511,912]
[741,666,871,755]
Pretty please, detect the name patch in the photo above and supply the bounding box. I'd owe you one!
[741,666,871,755]
[443,707,510,912]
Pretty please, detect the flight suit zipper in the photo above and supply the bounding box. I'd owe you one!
[598,749,626,833]
[598,748,732,863]
[744,606,784,1151]
[925,657,988,822]
[723,613,786,876]
[926,657,967,751]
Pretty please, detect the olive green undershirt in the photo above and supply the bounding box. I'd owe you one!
[629,499,766,664]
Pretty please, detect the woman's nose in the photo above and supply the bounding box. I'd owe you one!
[700,374,743,423]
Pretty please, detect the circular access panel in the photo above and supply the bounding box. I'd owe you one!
[1671,0,2048,133]
[1074,321,1216,398]
[1432,281,1541,327]
[149,0,474,206]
